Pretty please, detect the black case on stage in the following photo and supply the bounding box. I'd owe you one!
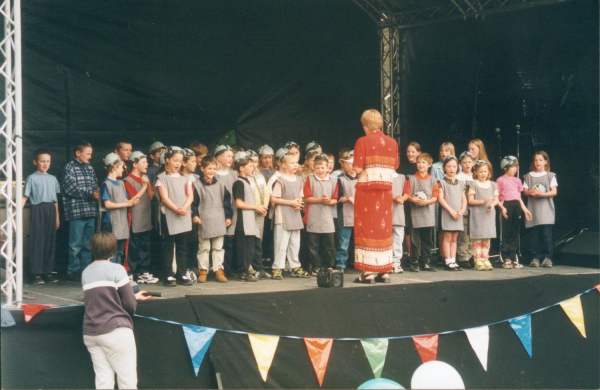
[317,269,344,288]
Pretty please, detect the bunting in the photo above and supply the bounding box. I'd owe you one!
[182,325,217,376]
[361,339,388,379]
[560,296,586,338]
[509,315,532,358]
[248,334,280,381]
[304,338,334,387]
[21,304,55,323]
[412,335,438,363]
[464,326,489,371]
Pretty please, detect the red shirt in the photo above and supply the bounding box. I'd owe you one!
[124,174,154,199]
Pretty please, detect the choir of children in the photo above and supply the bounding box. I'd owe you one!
[28,137,558,286]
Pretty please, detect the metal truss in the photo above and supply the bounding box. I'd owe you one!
[1,0,23,307]
[380,26,402,142]
[393,0,578,29]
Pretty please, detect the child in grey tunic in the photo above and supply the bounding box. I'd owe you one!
[437,156,467,271]
[100,153,139,266]
[468,160,501,271]
[523,151,558,268]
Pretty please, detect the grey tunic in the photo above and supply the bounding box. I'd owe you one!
[103,180,130,240]
[392,174,406,227]
[123,177,152,233]
[523,172,556,228]
[338,175,357,227]
[408,175,437,228]
[193,180,228,239]
[276,176,304,231]
[439,179,465,232]
[157,173,192,236]
[306,175,336,233]
[230,178,259,237]
[218,171,238,235]
[468,181,498,239]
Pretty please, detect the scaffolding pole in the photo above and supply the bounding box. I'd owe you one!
[380,24,402,145]
[0,0,23,307]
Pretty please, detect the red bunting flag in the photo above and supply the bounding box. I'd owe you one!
[21,304,55,323]
[412,334,438,363]
[304,338,333,387]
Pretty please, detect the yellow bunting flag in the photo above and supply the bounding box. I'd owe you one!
[559,296,586,338]
[248,334,280,381]
[304,338,334,387]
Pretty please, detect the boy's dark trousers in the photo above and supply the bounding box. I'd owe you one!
[224,235,236,275]
[160,214,188,280]
[128,230,152,275]
[29,202,57,275]
[501,200,521,261]
[307,232,335,269]
[410,227,433,267]
[234,230,264,273]
[186,224,199,270]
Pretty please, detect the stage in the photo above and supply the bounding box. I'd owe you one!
[2,265,599,389]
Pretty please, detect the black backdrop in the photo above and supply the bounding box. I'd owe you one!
[21,0,598,232]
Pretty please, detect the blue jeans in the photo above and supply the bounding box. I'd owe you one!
[335,218,353,270]
[68,217,96,274]
[530,224,553,260]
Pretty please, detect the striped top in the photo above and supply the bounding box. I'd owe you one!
[81,261,136,336]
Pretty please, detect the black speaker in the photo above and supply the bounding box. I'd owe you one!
[317,269,344,288]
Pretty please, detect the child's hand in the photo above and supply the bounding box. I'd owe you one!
[487,203,495,212]
[256,205,267,216]
[348,196,355,205]
[502,207,508,219]
[225,218,232,227]
[93,190,100,200]
[321,195,329,204]
[415,198,426,206]
[453,210,461,220]
[524,210,533,221]
[193,216,202,225]
[177,207,188,216]
[56,218,60,230]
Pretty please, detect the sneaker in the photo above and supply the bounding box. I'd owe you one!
[541,258,553,268]
[197,270,208,283]
[43,274,58,284]
[256,270,272,280]
[128,274,134,282]
[186,269,198,284]
[239,271,258,282]
[137,272,159,284]
[420,264,437,272]
[178,276,194,286]
[272,269,283,280]
[66,271,80,282]
[311,267,321,276]
[164,276,177,287]
[530,258,540,267]
[459,260,472,269]
[291,267,310,278]
[215,269,228,283]
[392,264,403,274]
[32,275,44,285]
[409,264,420,272]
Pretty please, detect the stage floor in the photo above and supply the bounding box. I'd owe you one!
[10,263,600,305]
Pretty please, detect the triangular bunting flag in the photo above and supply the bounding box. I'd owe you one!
[560,296,586,338]
[182,325,217,376]
[464,326,489,371]
[21,304,55,323]
[248,334,280,382]
[304,338,333,387]
[1,308,16,327]
[412,334,438,363]
[360,339,388,379]
[509,315,532,358]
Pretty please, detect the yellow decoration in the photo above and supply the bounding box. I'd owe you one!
[248,334,280,381]
[560,296,586,338]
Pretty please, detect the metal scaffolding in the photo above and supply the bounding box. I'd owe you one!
[0,0,23,307]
